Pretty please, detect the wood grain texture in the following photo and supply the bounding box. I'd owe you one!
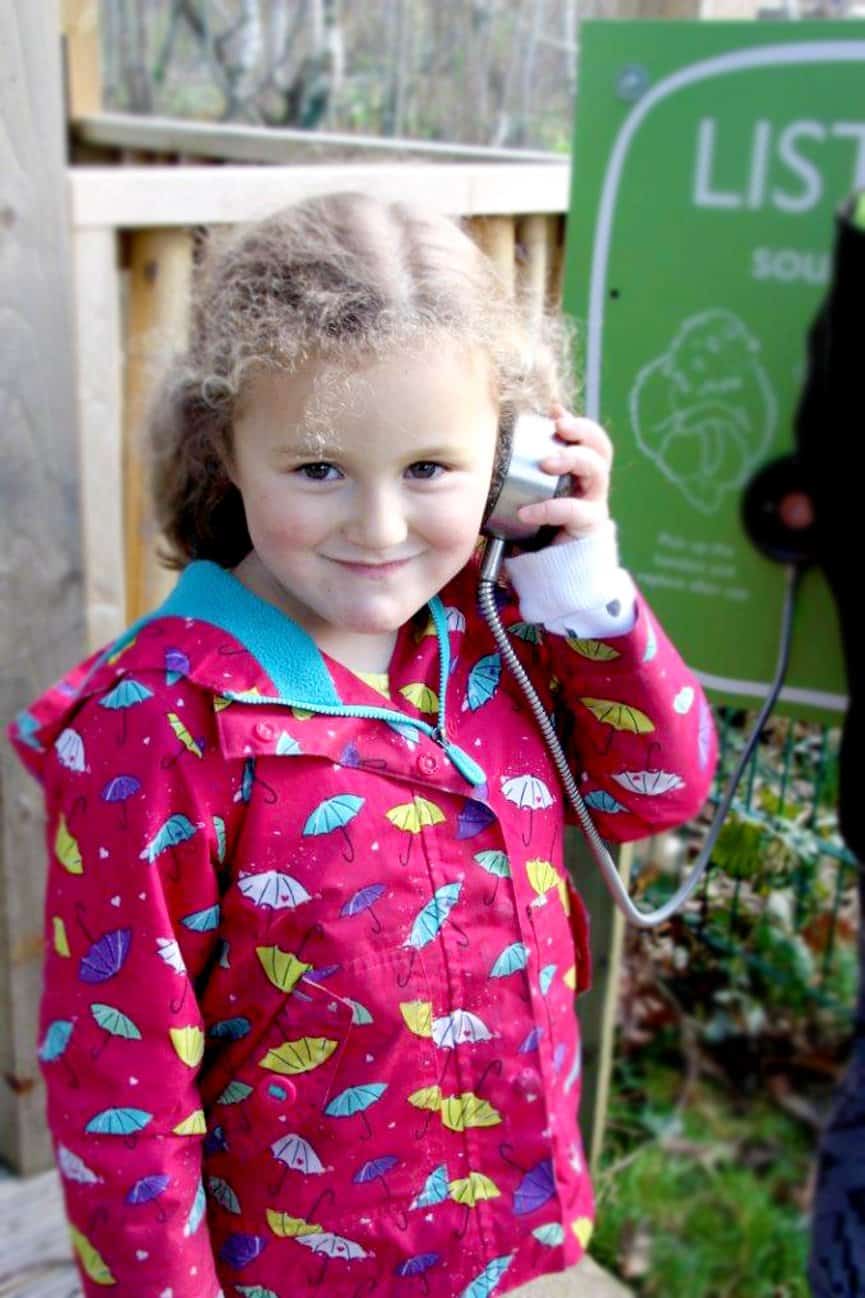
[72,228,125,650]
[124,228,193,622]
[0,0,86,1175]
[69,163,571,230]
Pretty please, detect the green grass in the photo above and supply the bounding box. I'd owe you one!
[590,1046,813,1297]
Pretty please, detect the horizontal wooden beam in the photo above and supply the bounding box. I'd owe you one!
[68,161,571,229]
[74,111,568,166]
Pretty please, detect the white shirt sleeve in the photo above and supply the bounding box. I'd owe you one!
[502,520,638,637]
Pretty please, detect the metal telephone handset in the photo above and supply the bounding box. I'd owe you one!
[477,413,802,928]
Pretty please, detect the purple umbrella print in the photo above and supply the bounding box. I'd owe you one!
[127,1173,171,1222]
[75,905,132,983]
[340,883,387,934]
[394,1253,442,1294]
[353,1157,408,1230]
[164,647,190,685]
[456,801,495,840]
[498,1145,556,1215]
[218,1232,267,1269]
[100,775,141,830]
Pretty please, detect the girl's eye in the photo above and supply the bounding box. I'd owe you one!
[297,463,340,481]
[408,462,445,480]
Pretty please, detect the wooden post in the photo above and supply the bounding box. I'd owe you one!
[0,0,86,1174]
[468,214,517,294]
[516,213,551,328]
[61,0,102,119]
[571,834,634,1176]
[124,229,194,622]
[72,228,126,651]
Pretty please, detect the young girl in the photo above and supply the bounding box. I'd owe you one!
[8,192,716,1298]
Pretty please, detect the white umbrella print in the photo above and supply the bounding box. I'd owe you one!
[501,774,553,845]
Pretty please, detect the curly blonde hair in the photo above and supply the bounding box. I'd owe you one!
[149,191,577,570]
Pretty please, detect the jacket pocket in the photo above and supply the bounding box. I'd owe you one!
[205,945,449,1223]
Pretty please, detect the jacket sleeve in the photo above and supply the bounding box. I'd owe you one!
[491,548,718,844]
[30,677,238,1296]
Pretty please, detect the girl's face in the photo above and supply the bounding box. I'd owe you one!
[227,341,499,651]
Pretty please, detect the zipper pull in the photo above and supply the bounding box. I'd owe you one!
[444,742,487,788]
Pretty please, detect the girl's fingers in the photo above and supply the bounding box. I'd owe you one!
[549,412,613,466]
[517,495,609,535]
[539,445,609,501]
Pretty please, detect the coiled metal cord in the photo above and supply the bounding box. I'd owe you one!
[478,536,803,928]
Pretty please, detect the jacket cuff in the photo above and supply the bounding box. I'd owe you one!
[503,522,636,634]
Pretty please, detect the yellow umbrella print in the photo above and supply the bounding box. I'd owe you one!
[386,796,445,866]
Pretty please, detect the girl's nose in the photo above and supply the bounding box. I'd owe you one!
[344,485,409,552]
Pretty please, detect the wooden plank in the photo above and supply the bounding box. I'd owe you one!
[517,212,552,326]
[74,110,567,166]
[569,833,633,1177]
[69,163,571,230]
[124,229,194,622]
[60,1,102,119]
[72,228,126,649]
[469,215,517,293]
[0,0,86,1175]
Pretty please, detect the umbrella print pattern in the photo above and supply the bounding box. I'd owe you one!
[98,678,153,744]
[385,796,446,866]
[303,794,365,861]
[501,775,553,845]
[9,552,715,1294]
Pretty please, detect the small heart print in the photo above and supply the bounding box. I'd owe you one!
[673,686,695,715]
[135,1250,148,1260]
[365,1054,374,1063]
[99,848,109,859]
[160,1289,174,1298]
[129,1077,139,1086]
[110,896,121,907]
[142,737,150,745]
[138,892,146,900]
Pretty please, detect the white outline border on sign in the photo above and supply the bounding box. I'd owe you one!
[585,40,865,714]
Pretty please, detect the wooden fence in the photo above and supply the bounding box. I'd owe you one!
[0,1,630,1179]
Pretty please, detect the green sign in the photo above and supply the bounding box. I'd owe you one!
[563,22,864,721]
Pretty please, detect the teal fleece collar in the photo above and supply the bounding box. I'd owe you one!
[105,559,449,711]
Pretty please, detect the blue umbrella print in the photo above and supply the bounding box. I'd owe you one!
[410,1163,449,1211]
[340,883,386,934]
[139,813,200,882]
[354,1156,408,1230]
[100,775,141,830]
[98,678,154,746]
[398,883,467,988]
[233,756,278,806]
[461,654,501,713]
[37,1018,79,1089]
[473,850,510,906]
[127,1173,171,1222]
[303,795,364,862]
[395,1253,442,1294]
[459,1253,514,1298]
[324,1083,387,1140]
[85,1104,153,1150]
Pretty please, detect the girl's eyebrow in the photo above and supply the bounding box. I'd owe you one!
[272,443,465,461]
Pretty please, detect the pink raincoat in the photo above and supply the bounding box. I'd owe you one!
[7,553,716,1298]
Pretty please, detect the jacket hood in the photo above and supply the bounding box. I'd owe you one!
[6,559,470,788]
